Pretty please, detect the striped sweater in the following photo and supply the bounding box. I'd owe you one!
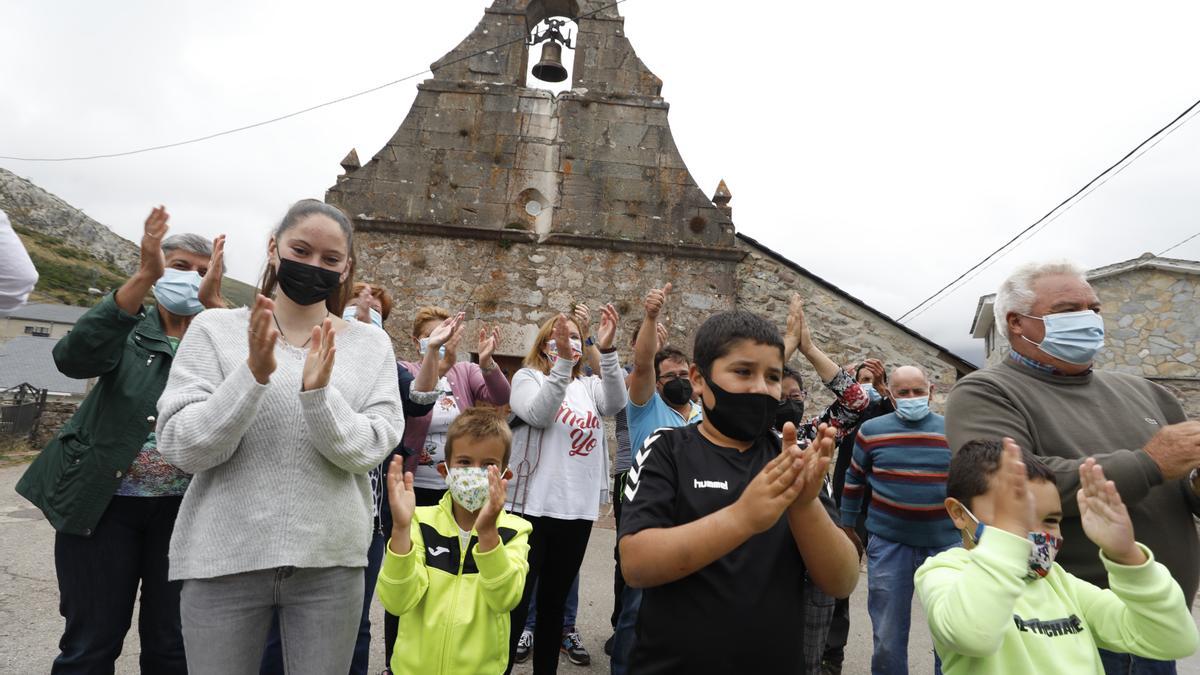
[840,412,959,548]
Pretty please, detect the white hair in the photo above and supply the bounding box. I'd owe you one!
[993,260,1088,333]
[161,233,212,258]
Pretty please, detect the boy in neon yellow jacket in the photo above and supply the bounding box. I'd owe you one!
[378,408,532,675]
[916,438,1197,674]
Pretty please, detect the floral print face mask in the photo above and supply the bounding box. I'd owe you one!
[445,467,490,512]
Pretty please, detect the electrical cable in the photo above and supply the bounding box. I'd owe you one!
[0,0,628,162]
[895,95,1200,324]
[1159,230,1200,257]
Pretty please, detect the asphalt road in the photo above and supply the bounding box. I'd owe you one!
[2,462,1198,674]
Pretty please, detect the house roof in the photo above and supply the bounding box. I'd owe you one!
[735,233,977,375]
[969,253,1199,337]
[1,302,89,324]
[0,336,88,395]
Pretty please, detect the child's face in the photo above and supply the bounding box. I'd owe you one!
[690,339,783,408]
[437,435,512,480]
[946,477,1063,549]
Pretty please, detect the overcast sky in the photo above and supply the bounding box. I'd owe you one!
[3,0,1199,365]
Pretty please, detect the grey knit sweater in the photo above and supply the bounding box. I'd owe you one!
[157,307,403,581]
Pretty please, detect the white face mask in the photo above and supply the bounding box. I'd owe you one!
[444,467,490,512]
[545,338,583,365]
[342,305,382,329]
[419,337,447,359]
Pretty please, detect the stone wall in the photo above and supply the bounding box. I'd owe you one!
[735,240,961,414]
[1090,269,1200,379]
[30,400,79,449]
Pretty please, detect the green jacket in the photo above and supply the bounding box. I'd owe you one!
[16,292,177,535]
[377,492,531,675]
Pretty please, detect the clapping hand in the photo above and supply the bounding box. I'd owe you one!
[386,456,417,555]
[198,234,226,309]
[573,304,592,342]
[992,438,1038,538]
[791,423,835,505]
[301,318,336,391]
[478,325,501,370]
[474,466,510,553]
[1078,458,1146,566]
[139,206,169,281]
[427,312,465,350]
[552,313,575,361]
[246,295,280,385]
[784,293,814,358]
[734,437,807,534]
[596,303,619,350]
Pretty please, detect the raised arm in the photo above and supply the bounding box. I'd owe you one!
[629,285,670,407]
[509,314,575,428]
[377,462,430,615]
[411,313,463,397]
[573,304,602,376]
[591,303,627,416]
[470,324,511,405]
[782,293,839,383]
[299,321,403,474]
[785,424,859,597]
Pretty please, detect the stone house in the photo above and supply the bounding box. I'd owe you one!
[328,0,974,413]
[0,303,86,343]
[970,253,1200,418]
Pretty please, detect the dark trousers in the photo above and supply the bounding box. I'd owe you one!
[610,471,627,629]
[1099,650,1177,674]
[507,516,593,674]
[260,529,386,675]
[381,486,445,671]
[52,495,186,675]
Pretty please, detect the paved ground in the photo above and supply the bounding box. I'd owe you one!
[2,462,1198,674]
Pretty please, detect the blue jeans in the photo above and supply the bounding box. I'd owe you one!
[260,531,386,675]
[609,586,642,675]
[523,573,581,631]
[1099,649,1177,674]
[867,535,956,675]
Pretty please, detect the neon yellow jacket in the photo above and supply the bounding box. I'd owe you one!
[377,492,531,675]
[916,526,1198,675]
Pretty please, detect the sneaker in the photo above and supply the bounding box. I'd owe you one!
[561,630,591,666]
[515,630,533,664]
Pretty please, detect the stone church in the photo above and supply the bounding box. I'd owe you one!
[327,0,973,411]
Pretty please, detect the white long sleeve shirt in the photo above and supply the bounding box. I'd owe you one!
[0,210,38,312]
[506,350,627,520]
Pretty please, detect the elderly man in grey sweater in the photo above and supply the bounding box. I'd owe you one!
[946,260,1200,675]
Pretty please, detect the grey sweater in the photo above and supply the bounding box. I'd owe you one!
[157,307,403,581]
[946,357,1199,604]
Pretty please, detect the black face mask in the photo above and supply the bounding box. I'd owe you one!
[701,376,778,442]
[661,377,694,407]
[276,257,342,306]
[774,399,806,433]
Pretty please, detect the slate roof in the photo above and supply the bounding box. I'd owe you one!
[1,302,89,324]
[0,336,88,395]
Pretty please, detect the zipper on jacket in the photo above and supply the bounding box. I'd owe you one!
[438,538,469,675]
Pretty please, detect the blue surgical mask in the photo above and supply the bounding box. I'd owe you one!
[894,396,931,422]
[1020,310,1104,365]
[860,382,881,402]
[342,306,383,329]
[419,337,446,359]
[153,269,204,316]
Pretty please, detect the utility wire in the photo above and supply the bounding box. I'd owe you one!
[1159,230,1200,257]
[896,95,1200,324]
[0,0,627,162]
[901,101,1200,324]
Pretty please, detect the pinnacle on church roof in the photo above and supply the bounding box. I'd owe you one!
[340,149,361,173]
[713,179,732,205]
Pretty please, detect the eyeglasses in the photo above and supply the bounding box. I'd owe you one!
[657,373,689,383]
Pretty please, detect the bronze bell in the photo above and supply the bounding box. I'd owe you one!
[531,42,568,83]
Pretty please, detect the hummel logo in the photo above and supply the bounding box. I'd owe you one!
[427,546,450,557]
[1144,418,1159,425]
[693,479,729,490]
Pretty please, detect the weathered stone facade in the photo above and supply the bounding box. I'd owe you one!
[972,255,1200,415]
[332,0,972,421]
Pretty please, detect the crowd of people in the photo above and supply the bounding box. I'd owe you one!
[11,199,1200,675]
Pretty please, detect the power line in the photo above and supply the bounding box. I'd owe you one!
[895,94,1200,324]
[1159,230,1200,257]
[901,101,1200,324]
[0,0,627,162]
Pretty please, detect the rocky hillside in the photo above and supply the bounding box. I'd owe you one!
[1,167,256,307]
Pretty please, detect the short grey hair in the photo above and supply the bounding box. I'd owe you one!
[161,233,212,258]
[993,260,1088,333]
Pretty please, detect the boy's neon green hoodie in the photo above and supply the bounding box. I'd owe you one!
[916,525,1198,675]
[377,493,532,675]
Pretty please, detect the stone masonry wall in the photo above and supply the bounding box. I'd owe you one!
[735,242,959,415]
[1090,269,1200,379]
